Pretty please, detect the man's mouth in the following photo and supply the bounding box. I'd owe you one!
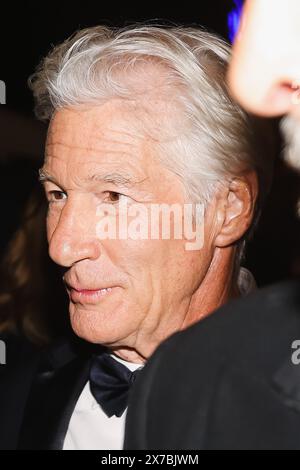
[66,285,117,304]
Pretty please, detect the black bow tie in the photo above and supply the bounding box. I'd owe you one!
[89,352,142,418]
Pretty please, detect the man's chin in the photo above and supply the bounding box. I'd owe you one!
[70,323,123,345]
[68,303,134,346]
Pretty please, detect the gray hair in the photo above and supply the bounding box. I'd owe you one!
[29,25,274,251]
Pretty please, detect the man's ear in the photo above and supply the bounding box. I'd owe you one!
[214,171,259,248]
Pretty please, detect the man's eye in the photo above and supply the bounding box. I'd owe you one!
[48,190,67,202]
[104,191,124,203]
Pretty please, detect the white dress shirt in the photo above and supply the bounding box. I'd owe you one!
[63,355,142,450]
[63,267,256,450]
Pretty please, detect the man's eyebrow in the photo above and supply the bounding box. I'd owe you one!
[38,168,60,186]
[89,172,147,188]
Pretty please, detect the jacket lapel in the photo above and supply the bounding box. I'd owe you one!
[17,340,92,450]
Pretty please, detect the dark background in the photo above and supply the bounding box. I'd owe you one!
[1,0,300,287]
[2,1,232,115]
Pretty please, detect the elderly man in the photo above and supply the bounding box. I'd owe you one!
[124,3,300,451]
[0,24,271,450]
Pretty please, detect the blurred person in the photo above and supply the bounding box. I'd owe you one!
[0,184,69,346]
[228,1,300,116]
[125,1,300,450]
[0,24,274,450]
[0,185,70,449]
[228,0,300,172]
[0,108,47,259]
[228,1,300,283]
[0,110,67,369]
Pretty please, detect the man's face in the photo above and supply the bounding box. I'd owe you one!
[42,101,215,355]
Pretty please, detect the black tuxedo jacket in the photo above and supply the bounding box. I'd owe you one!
[0,337,103,450]
[2,281,300,450]
[125,281,300,450]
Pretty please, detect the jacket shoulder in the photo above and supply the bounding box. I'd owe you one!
[125,281,300,449]
[161,280,300,372]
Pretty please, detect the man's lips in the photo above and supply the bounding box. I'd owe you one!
[65,284,118,304]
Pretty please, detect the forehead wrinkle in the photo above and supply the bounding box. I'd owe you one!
[96,127,145,142]
[89,172,149,189]
[46,140,135,152]
[45,139,142,160]
[48,119,144,146]
[46,115,148,160]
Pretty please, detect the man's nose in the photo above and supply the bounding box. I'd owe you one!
[48,201,102,267]
[228,0,300,118]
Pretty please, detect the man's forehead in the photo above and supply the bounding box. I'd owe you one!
[43,106,156,188]
[45,112,150,177]
[47,104,144,147]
